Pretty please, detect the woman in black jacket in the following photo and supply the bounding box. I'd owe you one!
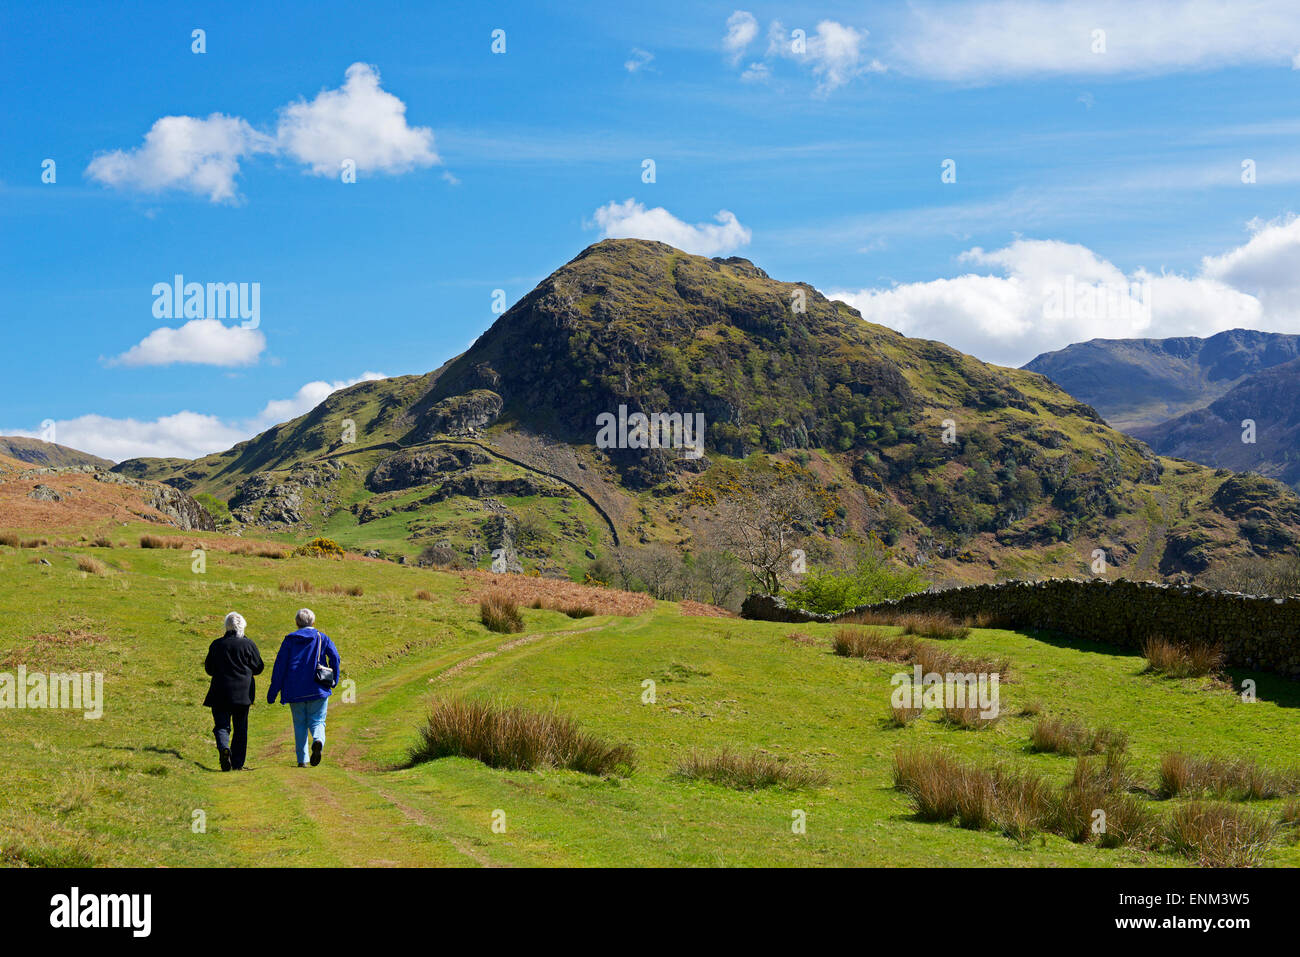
[203,612,265,771]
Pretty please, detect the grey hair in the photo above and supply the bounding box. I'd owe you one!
[296,608,316,629]
[224,612,246,637]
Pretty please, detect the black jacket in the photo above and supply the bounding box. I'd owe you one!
[203,631,265,708]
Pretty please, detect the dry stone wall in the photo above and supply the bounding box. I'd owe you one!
[742,579,1300,678]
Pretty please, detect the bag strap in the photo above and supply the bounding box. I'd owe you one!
[314,631,324,668]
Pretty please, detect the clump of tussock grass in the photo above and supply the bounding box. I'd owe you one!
[1142,635,1224,678]
[21,537,49,548]
[887,702,925,727]
[891,748,1053,841]
[1030,716,1128,757]
[898,612,970,640]
[414,589,433,601]
[229,541,289,559]
[1158,752,1300,800]
[677,748,828,790]
[940,699,1001,730]
[0,533,19,547]
[75,556,108,576]
[832,627,1008,678]
[278,580,363,596]
[139,534,189,549]
[409,698,634,775]
[480,593,523,633]
[832,626,913,661]
[894,747,1157,851]
[964,609,1010,629]
[1054,752,1158,848]
[1020,699,1044,717]
[90,537,113,548]
[1167,802,1278,867]
[528,598,594,618]
[911,642,1010,680]
[834,608,897,627]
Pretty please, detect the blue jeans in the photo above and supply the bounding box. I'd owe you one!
[288,698,328,764]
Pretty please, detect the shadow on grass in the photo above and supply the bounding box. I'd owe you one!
[1013,628,1300,708]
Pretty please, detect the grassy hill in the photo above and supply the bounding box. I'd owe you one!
[109,241,1300,587]
[4,526,1300,867]
[0,436,115,470]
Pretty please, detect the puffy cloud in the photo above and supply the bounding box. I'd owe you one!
[108,319,266,368]
[890,0,1300,82]
[3,412,248,463]
[1200,215,1300,320]
[276,63,437,176]
[590,199,751,256]
[826,235,1278,367]
[85,114,274,203]
[87,63,436,201]
[248,372,386,431]
[723,11,759,64]
[3,372,388,462]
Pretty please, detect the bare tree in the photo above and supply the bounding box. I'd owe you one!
[712,463,831,595]
[692,549,746,608]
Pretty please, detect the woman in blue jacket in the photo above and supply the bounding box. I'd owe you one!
[266,608,342,767]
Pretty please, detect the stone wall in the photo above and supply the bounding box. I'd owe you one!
[742,579,1300,679]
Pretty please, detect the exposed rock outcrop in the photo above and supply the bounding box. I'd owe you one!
[367,445,491,492]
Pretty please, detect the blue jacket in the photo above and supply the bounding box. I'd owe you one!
[266,628,342,704]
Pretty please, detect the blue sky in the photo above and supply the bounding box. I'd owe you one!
[4,0,1300,460]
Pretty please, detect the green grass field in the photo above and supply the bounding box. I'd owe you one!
[3,530,1299,868]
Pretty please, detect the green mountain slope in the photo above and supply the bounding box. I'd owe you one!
[113,240,1300,583]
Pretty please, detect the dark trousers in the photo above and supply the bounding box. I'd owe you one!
[212,705,250,769]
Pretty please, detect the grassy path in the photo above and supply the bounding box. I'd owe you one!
[6,541,1300,868]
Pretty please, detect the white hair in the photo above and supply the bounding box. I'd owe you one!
[296,608,316,628]
[224,612,246,637]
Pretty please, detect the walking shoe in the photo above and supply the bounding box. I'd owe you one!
[219,747,232,772]
[310,740,323,766]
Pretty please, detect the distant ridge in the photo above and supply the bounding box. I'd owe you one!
[0,436,115,470]
[1024,329,1300,431]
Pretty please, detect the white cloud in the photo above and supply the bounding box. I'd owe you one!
[87,63,436,201]
[723,11,759,64]
[826,234,1285,367]
[743,18,883,94]
[624,48,654,73]
[801,20,886,94]
[1200,215,1300,319]
[590,199,751,256]
[248,372,386,431]
[4,412,248,463]
[85,114,274,203]
[891,0,1300,82]
[108,319,266,368]
[3,372,388,462]
[276,63,438,176]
